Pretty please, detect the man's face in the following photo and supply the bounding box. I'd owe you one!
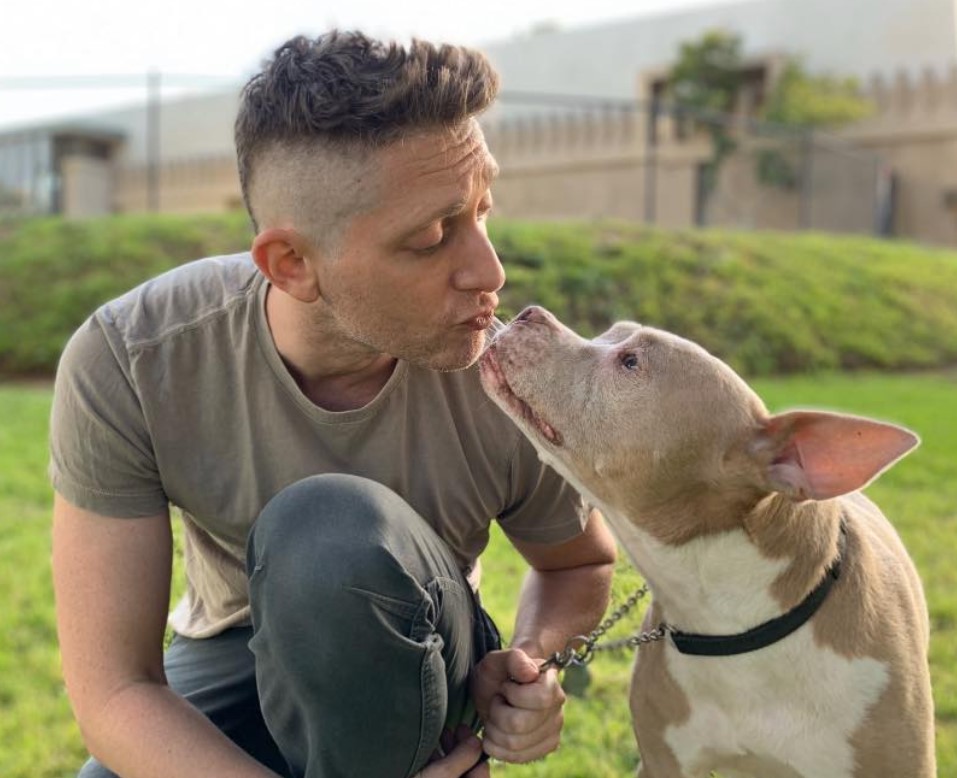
[311,120,505,371]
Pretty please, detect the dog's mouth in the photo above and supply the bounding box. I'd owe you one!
[479,348,563,446]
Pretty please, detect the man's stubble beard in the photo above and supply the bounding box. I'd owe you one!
[305,293,485,372]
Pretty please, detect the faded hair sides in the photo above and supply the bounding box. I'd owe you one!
[235,30,501,233]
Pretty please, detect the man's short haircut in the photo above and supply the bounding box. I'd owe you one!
[235,31,501,247]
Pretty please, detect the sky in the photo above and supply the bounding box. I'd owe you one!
[0,0,743,129]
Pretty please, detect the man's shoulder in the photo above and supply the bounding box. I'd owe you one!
[95,252,260,348]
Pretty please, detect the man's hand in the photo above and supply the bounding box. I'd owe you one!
[471,648,566,763]
[415,726,489,778]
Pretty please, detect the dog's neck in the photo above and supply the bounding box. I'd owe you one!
[601,493,844,636]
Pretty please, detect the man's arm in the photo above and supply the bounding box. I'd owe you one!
[507,508,618,660]
[472,509,617,763]
[52,494,278,778]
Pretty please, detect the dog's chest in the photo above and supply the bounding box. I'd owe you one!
[605,515,892,777]
[638,629,889,778]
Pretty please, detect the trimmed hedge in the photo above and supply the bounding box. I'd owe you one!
[2,212,957,376]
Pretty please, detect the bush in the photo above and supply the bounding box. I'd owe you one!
[2,213,957,377]
[492,223,957,376]
[0,212,253,376]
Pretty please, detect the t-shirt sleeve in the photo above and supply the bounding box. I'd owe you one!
[49,315,168,517]
[496,433,587,545]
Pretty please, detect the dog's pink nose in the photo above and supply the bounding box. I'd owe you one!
[516,306,547,324]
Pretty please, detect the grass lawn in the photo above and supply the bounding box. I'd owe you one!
[1,372,954,777]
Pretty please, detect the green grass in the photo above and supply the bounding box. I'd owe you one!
[2,373,955,776]
[0,385,81,775]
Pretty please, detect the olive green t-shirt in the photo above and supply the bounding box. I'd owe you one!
[49,253,585,638]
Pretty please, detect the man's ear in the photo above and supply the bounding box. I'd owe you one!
[251,228,321,303]
[750,410,919,501]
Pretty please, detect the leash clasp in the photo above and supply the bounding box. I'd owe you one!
[539,634,594,673]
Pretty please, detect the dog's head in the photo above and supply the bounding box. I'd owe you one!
[480,306,918,540]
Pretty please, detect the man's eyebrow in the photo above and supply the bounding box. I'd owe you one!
[401,159,499,237]
[405,199,471,237]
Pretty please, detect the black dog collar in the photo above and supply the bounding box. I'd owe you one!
[668,519,848,657]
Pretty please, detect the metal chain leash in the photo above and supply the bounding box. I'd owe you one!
[539,583,670,675]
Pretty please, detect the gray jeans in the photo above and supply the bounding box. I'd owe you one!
[78,474,500,778]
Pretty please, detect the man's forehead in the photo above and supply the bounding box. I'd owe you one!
[380,120,498,185]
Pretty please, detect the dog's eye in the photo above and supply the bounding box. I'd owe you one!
[620,352,641,371]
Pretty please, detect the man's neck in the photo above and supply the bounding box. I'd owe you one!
[265,285,397,412]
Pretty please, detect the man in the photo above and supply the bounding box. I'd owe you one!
[50,31,617,778]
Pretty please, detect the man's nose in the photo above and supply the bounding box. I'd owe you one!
[452,228,506,295]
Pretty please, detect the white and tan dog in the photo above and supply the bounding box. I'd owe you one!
[479,306,935,778]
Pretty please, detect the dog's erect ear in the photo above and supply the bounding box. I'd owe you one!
[750,411,919,501]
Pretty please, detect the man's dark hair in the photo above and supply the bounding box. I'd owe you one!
[235,31,500,229]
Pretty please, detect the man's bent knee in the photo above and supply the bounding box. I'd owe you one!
[245,475,479,776]
[246,474,438,616]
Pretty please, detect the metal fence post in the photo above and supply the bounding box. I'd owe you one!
[644,96,659,224]
[799,129,814,230]
[146,69,161,212]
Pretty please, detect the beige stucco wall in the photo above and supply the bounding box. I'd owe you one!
[492,160,648,222]
[485,63,957,246]
[845,71,957,244]
[115,155,241,214]
[60,156,114,218]
[866,134,957,245]
[78,62,957,248]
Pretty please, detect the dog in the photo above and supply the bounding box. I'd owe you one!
[479,306,935,778]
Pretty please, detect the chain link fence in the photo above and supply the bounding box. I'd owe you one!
[484,92,892,236]
[693,120,893,235]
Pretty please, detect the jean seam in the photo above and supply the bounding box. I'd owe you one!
[345,585,422,621]
[407,633,444,777]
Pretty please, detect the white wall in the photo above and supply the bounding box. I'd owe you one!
[483,0,957,107]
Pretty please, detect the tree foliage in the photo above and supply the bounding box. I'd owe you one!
[762,60,873,128]
[665,30,744,195]
[758,61,874,188]
[667,30,744,114]
[666,30,874,193]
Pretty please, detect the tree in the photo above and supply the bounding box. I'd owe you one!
[665,31,875,193]
[665,30,745,196]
